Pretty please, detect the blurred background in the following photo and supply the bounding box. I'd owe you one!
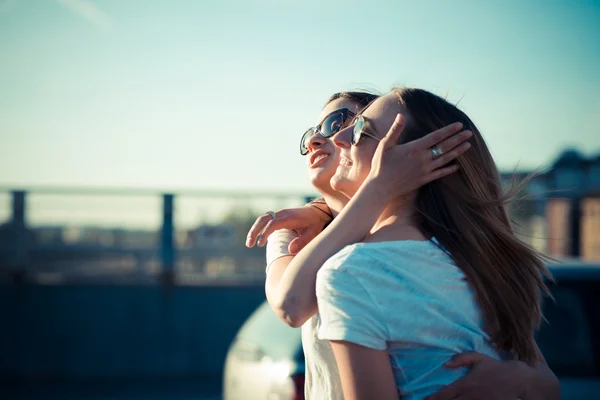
[1,0,599,399]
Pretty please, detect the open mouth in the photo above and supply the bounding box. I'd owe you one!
[309,151,329,168]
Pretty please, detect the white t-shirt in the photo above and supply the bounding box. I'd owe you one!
[266,229,343,400]
[316,240,503,400]
[267,231,502,400]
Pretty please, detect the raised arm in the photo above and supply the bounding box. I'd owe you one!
[271,181,392,327]
[255,117,471,327]
[251,205,333,326]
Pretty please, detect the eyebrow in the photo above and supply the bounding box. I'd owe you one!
[358,98,377,114]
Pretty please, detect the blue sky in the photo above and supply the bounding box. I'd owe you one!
[1,0,599,194]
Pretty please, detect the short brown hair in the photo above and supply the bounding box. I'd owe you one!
[324,91,379,110]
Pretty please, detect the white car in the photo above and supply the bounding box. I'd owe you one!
[223,301,304,400]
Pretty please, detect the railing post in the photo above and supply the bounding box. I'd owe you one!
[9,191,28,281]
[160,193,175,285]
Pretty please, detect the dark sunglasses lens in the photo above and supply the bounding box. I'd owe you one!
[320,111,346,138]
[352,116,364,144]
[300,128,315,155]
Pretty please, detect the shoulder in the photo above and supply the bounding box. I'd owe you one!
[319,240,446,275]
[317,240,458,292]
[315,245,391,349]
[318,243,380,274]
[315,244,383,297]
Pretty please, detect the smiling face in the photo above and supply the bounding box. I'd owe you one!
[305,98,363,193]
[330,92,410,198]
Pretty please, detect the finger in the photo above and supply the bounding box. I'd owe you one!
[257,218,291,247]
[423,164,460,185]
[436,130,473,154]
[431,142,471,170]
[246,213,277,247]
[414,122,463,149]
[288,227,320,254]
[445,352,487,368]
[381,114,405,150]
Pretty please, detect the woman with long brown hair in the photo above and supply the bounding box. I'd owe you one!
[256,90,474,400]
[248,88,560,399]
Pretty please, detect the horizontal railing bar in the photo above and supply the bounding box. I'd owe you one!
[0,185,315,199]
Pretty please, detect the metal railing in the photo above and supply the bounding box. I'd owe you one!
[1,186,598,284]
[0,186,315,285]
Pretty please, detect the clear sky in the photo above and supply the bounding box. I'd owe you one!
[1,0,599,195]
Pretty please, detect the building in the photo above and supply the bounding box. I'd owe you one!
[502,150,600,260]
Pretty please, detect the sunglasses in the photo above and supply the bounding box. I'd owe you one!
[352,115,381,145]
[300,108,355,155]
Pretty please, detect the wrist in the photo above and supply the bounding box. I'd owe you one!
[338,179,389,226]
[359,177,390,205]
[304,198,333,223]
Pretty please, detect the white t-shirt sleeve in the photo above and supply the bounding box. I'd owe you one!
[316,254,389,350]
[265,229,299,272]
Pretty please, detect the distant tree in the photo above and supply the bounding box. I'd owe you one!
[222,206,262,245]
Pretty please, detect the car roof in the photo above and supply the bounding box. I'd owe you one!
[546,261,600,280]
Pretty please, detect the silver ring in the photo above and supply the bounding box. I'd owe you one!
[265,211,276,220]
[431,146,443,160]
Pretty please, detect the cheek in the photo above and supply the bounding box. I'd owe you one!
[329,149,340,162]
[352,146,374,171]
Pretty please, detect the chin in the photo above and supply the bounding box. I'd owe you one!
[310,170,335,193]
[330,174,356,199]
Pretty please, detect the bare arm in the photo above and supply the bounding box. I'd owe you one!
[260,213,341,326]
[256,118,471,327]
[270,181,389,327]
[330,341,400,400]
[265,255,294,317]
[262,190,391,327]
[521,342,561,400]
[258,201,368,327]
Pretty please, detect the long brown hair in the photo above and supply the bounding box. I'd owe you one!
[394,87,551,365]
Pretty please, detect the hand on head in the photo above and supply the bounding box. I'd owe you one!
[365,113,472,203]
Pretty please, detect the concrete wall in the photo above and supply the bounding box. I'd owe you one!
[0,284,266,380]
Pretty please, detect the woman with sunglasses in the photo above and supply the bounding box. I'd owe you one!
[248,90,472,400]
[248,88,560,399]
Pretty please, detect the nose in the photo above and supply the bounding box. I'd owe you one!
[307,131,326,152]
[332,125,352,149]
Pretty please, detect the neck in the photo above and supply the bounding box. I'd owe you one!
[368,198,425,242]
[322,191,348,217]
